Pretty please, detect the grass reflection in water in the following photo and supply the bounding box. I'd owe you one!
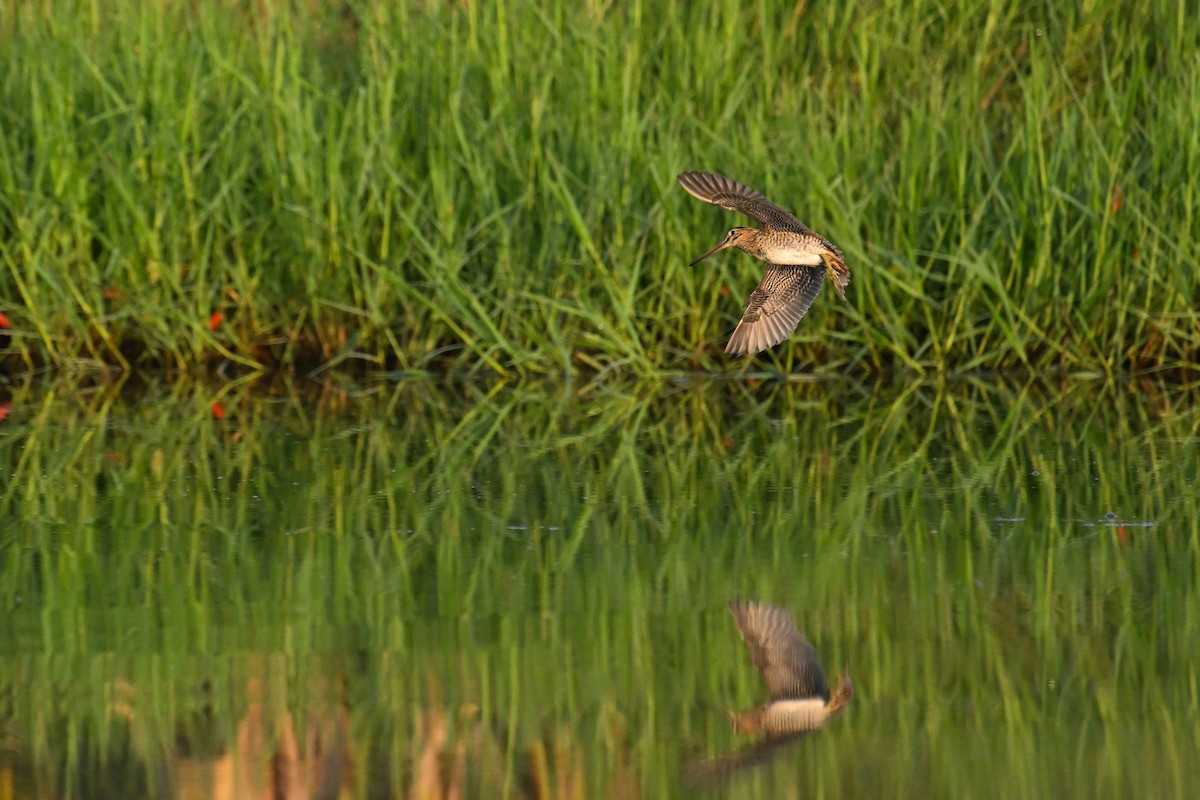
[1,375,1197,798]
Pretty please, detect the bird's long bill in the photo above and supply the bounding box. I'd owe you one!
[689,236,733,267]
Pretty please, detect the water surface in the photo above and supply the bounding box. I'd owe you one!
[1,376,1197,798]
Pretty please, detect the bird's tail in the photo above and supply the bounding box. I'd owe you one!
[821,250,851,302]
[829,666,854,712]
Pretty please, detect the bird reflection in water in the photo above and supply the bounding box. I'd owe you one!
[683,600,852,788]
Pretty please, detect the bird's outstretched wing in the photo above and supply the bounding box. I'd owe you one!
[677,171,814,234]
[681,733,812,789]
[728,600,831,700]
[724,266,826,356]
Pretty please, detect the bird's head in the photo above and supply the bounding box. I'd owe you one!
[689,227,756,266]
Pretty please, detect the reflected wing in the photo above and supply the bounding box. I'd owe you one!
[724,265,825,356]
[678,171,814,234]
[728,600,830,700]
[681,733,812,789]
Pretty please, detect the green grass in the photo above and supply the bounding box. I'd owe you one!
[2,375,1200,797]
[0,0,1198,376]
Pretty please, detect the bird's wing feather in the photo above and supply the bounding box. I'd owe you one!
[728,600,831,701]
[677,171,814,234]
[724,266,825,356]
[681,733,811,789]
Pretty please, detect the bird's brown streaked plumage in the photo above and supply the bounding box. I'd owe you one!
[725,600,852,736]
[677,171,850,356]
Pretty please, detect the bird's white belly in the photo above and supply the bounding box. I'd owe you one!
[763,698,829,731]
[763,246,823,266]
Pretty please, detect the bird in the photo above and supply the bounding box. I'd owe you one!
[680,600,852,788]
[724,599,852,736]
[677,170,850,356]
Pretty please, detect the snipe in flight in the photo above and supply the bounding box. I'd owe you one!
[681,600,852,787]
[724,599,852,736]
[677,171,850,356]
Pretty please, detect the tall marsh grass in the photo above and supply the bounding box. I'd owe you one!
[0,1,1197,376]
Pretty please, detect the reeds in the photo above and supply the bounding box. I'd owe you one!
[0,1,1196,376]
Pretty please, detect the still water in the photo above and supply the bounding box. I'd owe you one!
[1,376,1198,798]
